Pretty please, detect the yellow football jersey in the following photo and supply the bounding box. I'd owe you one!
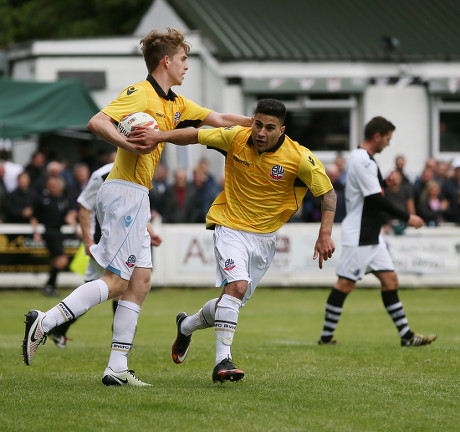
[102,75,212,188]
[198,126,333,233]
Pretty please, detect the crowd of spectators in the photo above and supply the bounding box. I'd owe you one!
[289,153,460,229]
[0,148,459,229]
[149,158,221,224]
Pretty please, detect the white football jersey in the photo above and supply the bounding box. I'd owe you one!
[77,163,114,241]
[341,148,386,246]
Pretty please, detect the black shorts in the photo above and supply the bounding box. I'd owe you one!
[43,230,64,258]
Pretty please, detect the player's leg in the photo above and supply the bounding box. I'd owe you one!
[41,233,67,297]
[375,270,437,347]
[23,270,127,365]
[102,217,153,386]
[212,282,245,383]
[211,227,276,383]
[102,266,152,386]
[172,297,218,364]
[319,245,364,345]
[318,277,355,345]
[49,259,106,348]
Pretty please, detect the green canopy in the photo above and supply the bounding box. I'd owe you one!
[0,79,99,139]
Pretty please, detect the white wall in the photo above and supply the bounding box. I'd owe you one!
[363,85,430,179]
[7,34,460,179]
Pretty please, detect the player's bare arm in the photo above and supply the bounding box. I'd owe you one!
[313,188,337,269]
[78,204,94,256]
[128,127,199,150]
[203,111,253,127]
[88,112,147,154]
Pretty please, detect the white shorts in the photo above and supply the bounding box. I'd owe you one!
[84,258,104,282]
[336,239,394,281]
[213,225,276,306]
[90,179,152,281]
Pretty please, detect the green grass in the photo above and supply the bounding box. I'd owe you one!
[0,287,459,432]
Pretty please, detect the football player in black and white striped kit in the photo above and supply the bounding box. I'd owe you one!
[318,116,437,347]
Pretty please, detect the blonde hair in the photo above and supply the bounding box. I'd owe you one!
[140,28,191,73]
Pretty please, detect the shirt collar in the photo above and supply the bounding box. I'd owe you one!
[146,75,177,101]
[247,133,286,154]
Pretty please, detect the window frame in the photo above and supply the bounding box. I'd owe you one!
[431,97,460,160]
[246,94,360,161]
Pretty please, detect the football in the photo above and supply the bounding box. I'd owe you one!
[117,112,159,137]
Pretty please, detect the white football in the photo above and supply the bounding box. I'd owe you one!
[117,112,159,137]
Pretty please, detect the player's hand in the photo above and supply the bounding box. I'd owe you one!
[313,235,335,269]
[385,170,397,186]
[150,232,162,247]
[127,126,164,154]
[408,214,424,229]
[84,240,95,258]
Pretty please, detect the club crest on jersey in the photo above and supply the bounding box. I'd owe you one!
[126,255,136,268]
[270,165,285,180]
[224,258,236,271]
[173,111,181,126]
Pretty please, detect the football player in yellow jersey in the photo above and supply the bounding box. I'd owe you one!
[22,28,252,386]
[130,99,337,383]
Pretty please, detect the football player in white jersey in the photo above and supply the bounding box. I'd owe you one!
[318,116,437,347]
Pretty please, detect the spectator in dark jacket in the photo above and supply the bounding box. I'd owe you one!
[5,172,37,223]
[31,175,78,297]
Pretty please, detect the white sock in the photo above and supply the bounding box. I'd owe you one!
[181,298,218,336]
[42,280,109,333]
[107,300,141,373]
[215,294,241,365]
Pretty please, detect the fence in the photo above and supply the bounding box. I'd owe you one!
[1,223,459,288]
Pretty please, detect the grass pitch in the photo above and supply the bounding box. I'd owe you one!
[0,287,459,432]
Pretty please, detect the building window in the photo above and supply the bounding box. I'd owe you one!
[248,94,359,157]
[432,97,460,158]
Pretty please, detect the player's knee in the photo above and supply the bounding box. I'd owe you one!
[335,277,355,294]
[225,281,247,300]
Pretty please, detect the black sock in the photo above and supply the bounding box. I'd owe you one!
[381,290,413,339]
[320,288,348,341]
[47,266,59,288]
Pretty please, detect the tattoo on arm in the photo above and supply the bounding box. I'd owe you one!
[321,189,337,213]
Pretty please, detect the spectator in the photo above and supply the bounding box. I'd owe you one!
[334,154,347,187]
[67,163,90,210]
[413,166,435,211]
[394,154,411,185]
[434,160,450,188]
[163,168,194,223]
[418,180,449,226]
[31,175,78,297]
[0,149,23,193]
[188,165,220,223]
[442,158,460,223]
[383,170,415,234]
[149,163,169,221]
[425,157,437,172]
[326,163,346,222]
[4,172,36,223]
[25,151,47,191]
[198,157,218,190]
[94,149,116,171]
[29,159,66,195]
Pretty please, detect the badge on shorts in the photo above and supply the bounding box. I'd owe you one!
[126,255,136,268]
[269,165,284,180]
[224,258,235,270]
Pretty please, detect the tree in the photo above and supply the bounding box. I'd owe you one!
[0,0,153,47]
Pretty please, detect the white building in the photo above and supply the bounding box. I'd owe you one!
[2,0,460,181]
